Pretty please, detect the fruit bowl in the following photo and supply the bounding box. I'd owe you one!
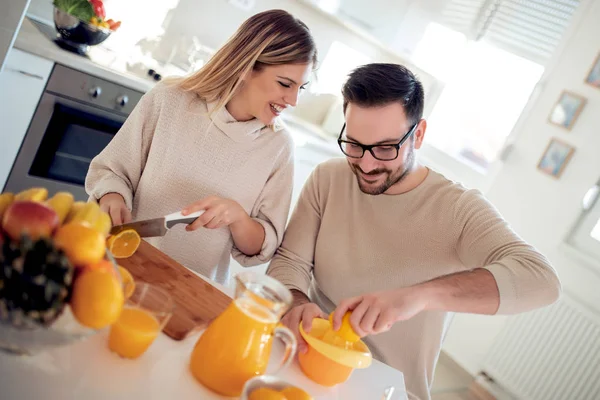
[53,7,111,54]
[0,188,133,356]
[0,250,123,356]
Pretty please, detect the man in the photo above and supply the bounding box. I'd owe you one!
[267,63,561,400]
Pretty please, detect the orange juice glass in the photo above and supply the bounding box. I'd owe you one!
[190,271,297,397]
[108,283,173,359]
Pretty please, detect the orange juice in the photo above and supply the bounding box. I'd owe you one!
[108,307,160,359]
[190,297,277,396]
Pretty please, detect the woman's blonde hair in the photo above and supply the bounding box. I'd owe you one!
[177,9,317,113]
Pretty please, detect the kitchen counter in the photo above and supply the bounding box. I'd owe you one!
[14,17,157,93]
[0,273,408,400]
[11,17,343,161]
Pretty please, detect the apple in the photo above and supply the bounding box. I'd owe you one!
[2,201,60,241]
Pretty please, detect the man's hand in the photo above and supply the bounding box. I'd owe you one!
[281,302,327,354]
[332,287,428,337]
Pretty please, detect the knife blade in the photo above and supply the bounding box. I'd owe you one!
[110,210,205,238]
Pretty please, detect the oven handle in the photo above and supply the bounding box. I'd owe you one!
[47,93,129,123]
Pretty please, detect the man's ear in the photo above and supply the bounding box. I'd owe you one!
[413,119,427,150]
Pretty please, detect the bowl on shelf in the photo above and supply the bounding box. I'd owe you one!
[53,7,111,55]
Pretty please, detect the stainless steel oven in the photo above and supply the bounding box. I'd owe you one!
[3,64,143,200]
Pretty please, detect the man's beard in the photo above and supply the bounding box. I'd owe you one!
[349,145,416,195]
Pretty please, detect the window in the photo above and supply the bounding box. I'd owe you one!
[566,179,600,261]
[414,24,544,171]
[411,0,580,172]
[311,41,370,96]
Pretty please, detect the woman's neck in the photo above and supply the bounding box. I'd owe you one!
[225,94,254,122]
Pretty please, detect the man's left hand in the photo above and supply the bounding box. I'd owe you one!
[332,287,429,337]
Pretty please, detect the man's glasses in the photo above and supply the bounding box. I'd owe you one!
[337,122,418,161]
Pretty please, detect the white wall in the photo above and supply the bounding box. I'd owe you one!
[442,0,600,376]
[154,0,440,120]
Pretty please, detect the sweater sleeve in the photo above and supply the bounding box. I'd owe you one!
[454,189,561,314]
[266,163,324,295]
[231,136,295,266]
[84,85,160,210]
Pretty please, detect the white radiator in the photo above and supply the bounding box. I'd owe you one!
[481,295,600,400]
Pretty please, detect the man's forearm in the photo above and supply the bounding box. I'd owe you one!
[290,289,311,308]
[418,268,500,315]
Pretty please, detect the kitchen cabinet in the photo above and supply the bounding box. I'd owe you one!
[0,48,53,190]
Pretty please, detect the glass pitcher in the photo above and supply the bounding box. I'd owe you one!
[189,271,297,396]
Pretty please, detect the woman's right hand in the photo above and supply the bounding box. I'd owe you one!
[99,193,132,226]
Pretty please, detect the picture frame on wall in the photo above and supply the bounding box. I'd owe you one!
[585,52,600,88]
[537,138,575,178]
[548,91,587,130]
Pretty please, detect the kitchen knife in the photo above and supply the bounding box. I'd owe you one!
[109,210,205,238]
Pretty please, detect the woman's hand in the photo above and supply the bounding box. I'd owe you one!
[99,193,132,226]
[182,196,265,256]
[182,196,249,230]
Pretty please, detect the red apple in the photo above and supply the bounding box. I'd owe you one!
[2,201,59,241]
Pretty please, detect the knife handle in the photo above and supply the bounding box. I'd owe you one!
[165,210,205,229]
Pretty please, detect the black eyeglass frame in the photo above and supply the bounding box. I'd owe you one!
[337,122,419,161]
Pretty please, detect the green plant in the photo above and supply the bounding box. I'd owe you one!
[52,0,94,22]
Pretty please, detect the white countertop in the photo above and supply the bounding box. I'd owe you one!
[14,17,158,93]
[0,274,407,400]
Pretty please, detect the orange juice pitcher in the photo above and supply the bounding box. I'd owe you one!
[189,271,297,396]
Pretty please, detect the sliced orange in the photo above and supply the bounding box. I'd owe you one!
[248,388,286,400]
[280,386,314,400]
[107,229,141,259]
[328,311,361,343]
[118,266,135,299]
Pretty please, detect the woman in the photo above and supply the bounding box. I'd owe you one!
[85,9,317,285]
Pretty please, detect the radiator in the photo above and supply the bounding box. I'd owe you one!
[481,296,600,400]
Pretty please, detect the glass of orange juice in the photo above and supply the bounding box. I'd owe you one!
[108,283,174,359]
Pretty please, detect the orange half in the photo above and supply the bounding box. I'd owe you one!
[107,229,141,259]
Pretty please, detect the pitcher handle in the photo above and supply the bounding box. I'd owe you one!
[271,325,297,374]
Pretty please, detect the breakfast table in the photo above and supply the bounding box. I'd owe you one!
[0,249,408,399]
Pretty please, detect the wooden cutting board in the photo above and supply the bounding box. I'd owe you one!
[117,240,232,340]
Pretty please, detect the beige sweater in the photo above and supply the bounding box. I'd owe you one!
[267,159,560,400]
[86,83,295,284]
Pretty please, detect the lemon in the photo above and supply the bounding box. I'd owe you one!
[329,311,360,343]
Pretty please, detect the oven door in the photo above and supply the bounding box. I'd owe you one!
[4,92,126,200]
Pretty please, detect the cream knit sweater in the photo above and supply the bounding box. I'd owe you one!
[86,83,295,284]
[267,159,561,400]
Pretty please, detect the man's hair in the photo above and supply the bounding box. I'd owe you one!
[342,63,425,126]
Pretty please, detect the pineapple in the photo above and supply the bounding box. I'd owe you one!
[0,235,74,328]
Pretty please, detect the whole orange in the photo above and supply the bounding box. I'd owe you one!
[85,260,117,276]
[70,269,124,329]
[54,223,106,267]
